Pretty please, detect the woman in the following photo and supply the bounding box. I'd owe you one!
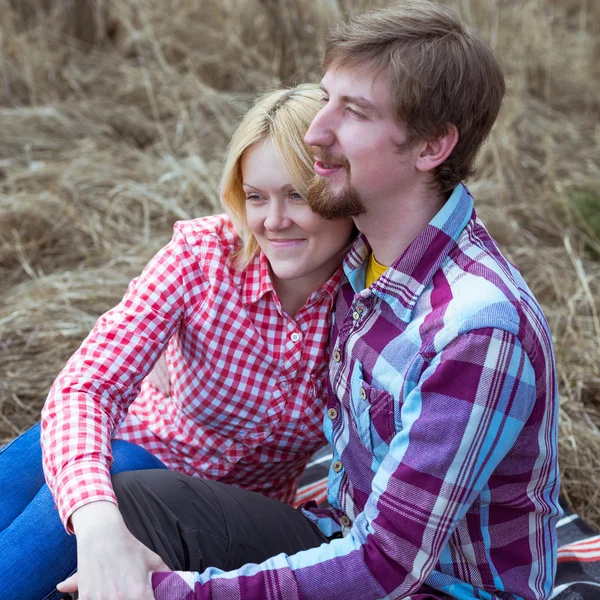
[0,83,354,600]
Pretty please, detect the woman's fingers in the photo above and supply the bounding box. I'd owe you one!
[56,572,78,592]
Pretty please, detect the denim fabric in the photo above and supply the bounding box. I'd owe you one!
[0,422,167,600]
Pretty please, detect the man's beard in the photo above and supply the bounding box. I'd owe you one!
[307,171,366,220]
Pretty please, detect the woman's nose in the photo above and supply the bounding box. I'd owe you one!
[264,202,292,230]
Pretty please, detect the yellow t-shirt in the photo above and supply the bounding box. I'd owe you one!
[366,252,388,288]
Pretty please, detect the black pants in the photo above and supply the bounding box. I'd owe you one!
[113,470,329,573]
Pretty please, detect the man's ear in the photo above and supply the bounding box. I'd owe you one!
[415,123,459,172]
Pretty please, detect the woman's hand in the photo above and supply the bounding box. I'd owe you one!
[58,500,170,600]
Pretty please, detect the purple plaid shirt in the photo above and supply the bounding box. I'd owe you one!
[152,184,561,600]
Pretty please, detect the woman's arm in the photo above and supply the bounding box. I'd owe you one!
[41,227,201,531]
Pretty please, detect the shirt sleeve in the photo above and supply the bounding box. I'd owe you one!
[150,327,538,600]
[41,225,204,531]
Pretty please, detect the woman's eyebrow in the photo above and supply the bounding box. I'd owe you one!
[243,183,295,192]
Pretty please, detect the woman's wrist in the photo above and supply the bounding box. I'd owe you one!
[70,500,123,538]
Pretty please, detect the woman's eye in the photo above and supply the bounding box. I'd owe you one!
[289,192,305,202]
[321,95,329,105]
[246,194,263,203]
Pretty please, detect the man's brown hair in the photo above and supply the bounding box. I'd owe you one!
[324,0,505,193]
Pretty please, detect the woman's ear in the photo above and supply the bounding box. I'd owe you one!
[415,123,459,173]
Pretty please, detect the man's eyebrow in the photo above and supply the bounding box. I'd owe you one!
[318,83,382,116]
[342,95,382,116]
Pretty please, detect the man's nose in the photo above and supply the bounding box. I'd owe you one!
[305,105,335,148]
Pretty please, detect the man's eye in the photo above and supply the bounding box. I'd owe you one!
[321,95,329,104]
[346,107,365,119]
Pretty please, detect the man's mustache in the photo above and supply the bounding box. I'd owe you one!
[310,149,350,171]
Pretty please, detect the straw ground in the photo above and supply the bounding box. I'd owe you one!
[1,0,599,526]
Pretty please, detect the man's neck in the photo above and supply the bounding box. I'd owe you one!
[355,186,446,267]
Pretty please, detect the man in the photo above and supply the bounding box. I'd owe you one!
[110,2,562,599]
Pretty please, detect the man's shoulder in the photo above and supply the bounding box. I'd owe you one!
[455,214,532,309]
[415,215,546,347]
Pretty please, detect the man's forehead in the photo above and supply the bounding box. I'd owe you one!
[321,64,379,89]
[320,65,392,110]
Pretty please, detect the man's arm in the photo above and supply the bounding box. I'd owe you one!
[151,328,547,600]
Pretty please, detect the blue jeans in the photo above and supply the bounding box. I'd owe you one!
[0,422,167,600]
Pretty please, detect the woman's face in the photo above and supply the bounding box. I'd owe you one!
[242,139,354,293]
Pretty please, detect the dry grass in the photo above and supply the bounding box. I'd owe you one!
[0,0,599,526]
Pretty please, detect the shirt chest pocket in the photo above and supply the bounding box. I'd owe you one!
[349,362,396,453]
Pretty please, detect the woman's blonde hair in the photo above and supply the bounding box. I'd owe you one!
[220,83,322,269]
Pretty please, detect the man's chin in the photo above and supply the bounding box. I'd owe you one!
[307,176,366,220]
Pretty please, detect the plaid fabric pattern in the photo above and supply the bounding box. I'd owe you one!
[153,185,561,600]
[41,214,339,530]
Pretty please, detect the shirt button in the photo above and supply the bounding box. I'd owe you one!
[359,387,367,400]
[290,332,302,342]
[333,349,341,362]
[352,311,361,321]
[332,460,343,473]
[340,515,352,527]
[327,408,338,420]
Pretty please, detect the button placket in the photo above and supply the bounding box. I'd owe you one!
[351,303,367,323]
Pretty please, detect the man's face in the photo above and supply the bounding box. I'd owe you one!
[305,65,419,220]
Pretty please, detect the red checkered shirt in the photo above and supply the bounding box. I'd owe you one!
[41,214,342,530]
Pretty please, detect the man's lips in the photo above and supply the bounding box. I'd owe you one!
[314,160,344,176]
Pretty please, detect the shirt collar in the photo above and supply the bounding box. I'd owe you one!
[241,251,345,308]
[343,183,474,322]
[240,251,275,306]
[312,263,345,306]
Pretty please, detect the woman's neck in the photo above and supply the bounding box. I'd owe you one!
[273,278,315,318]
[267,240,351,317]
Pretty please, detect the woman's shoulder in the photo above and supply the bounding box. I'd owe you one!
[173,213,240,248]
[170,214,242,279]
